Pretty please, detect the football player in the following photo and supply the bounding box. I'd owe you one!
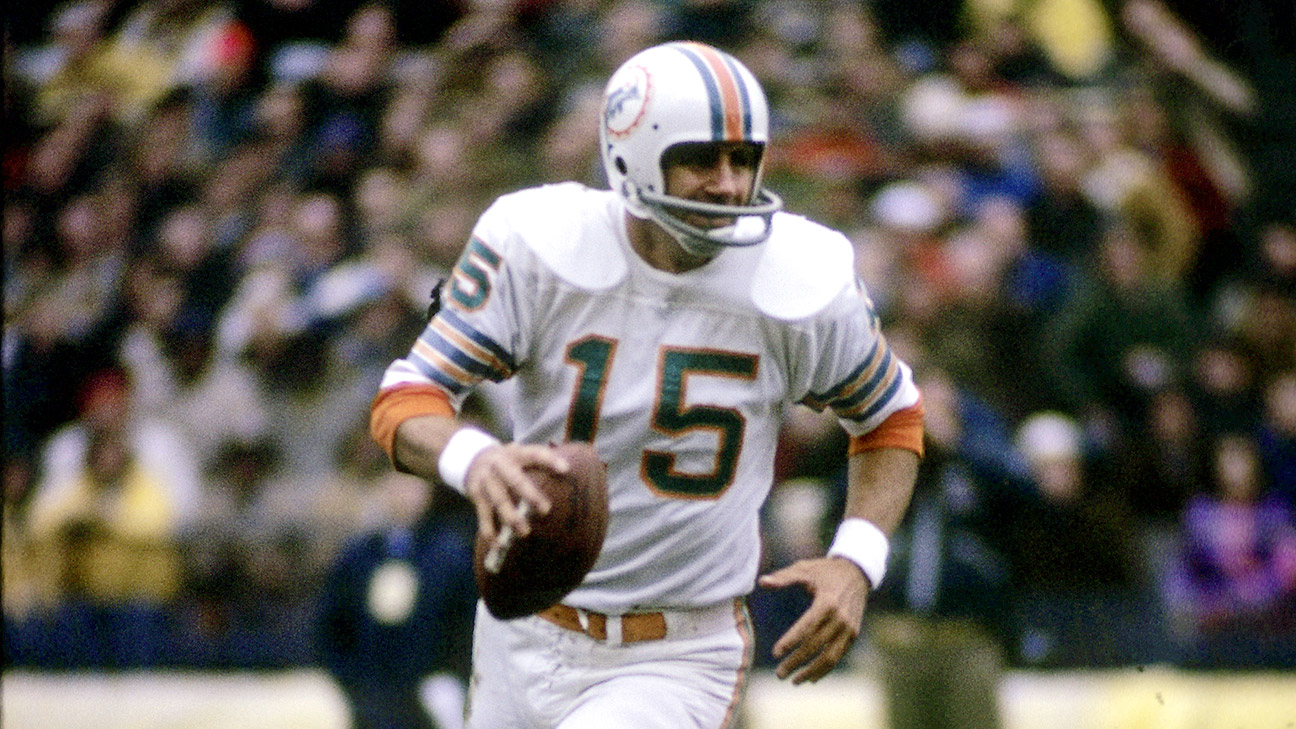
[370,41,924,729]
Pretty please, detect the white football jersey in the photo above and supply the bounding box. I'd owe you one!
[378,182,920,612]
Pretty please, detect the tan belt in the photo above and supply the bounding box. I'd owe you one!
[538,604,668,644]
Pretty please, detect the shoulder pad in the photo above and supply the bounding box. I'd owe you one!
[479,183,627,291]
[751,214,855,321]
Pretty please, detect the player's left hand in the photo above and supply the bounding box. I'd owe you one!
[758,557,869,684]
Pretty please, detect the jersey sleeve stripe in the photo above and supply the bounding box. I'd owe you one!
[417,327,502,381]
[407,345,474,395]
[440,308,516,373]
[832,346,894,412]
[429,318,510,378]
[410,339,476,391]
[801,345,874,410]
[803,336,885,409]
[851,363,904,423]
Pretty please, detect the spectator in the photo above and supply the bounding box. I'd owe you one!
[1188,336,1263,438]
[1007,410,1152,666]
[1024,127,1105,264]
[109,244,273,472]
[458,47,556,166]
[189,20,263,163]
[1164,433,1296,667]
[534,81,605,187]
[924,194,1075,419]
[99,0,239,122]
[23,80,120,209]
[297,6,397,195]
[4,288,106,462]
[1230,278,1296,383]
[1253,220,1296,293]
[152,203,238,332]
[868,366,1026,729]
[1118,85,1240,300]
[864,178,954,327]
[127,90,202,251]
[1010,411,1141,589]
[316,472,476,729]
[198,136,276,250]
[22,376,197,667]
[175,435,318,667]
[178,437,279,639]
[1041,221,1200,440]
[1077,95,1204,284]
[1256,371,1296,507]
[1111,387,1210,527]
[34,367,202,526]
[28,2,115,126]
[248,82,314,185]
[353,166,412,242]
[28,426,186,605]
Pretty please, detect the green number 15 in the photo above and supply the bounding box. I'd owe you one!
[564,336,758,499]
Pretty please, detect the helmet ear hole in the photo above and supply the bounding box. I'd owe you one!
[615,157,628,175]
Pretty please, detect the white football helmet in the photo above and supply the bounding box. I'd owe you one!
[600,42,782,256]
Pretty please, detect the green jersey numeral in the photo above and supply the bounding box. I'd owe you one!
[563,340,758,499]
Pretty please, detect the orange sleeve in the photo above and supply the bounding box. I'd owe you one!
[847,398,925,458]
[369,384,456,460]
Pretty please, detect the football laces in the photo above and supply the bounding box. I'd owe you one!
[484,500,532,574]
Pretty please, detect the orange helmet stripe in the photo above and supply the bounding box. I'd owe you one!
[675,42,750,141]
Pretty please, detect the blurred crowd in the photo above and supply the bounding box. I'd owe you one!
[3,0,1294,679]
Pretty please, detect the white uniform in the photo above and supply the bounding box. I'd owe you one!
[380,181,918,610]
[376,182,920,727]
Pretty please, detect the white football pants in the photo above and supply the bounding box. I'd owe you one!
[465,600,753,729]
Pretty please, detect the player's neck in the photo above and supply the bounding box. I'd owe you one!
[625,214,715,274]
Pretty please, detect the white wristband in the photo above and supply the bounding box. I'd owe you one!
[828,518,890,589]
[437,427,501,494]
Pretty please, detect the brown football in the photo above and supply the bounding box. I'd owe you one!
[473,441,609,620]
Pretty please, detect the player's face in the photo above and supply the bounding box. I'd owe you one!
[661,142,760,227]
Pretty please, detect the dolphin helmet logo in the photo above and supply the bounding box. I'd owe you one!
[606,84,640,120]
[603,65,651,139]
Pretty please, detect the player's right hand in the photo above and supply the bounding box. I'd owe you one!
[463,443,566,543]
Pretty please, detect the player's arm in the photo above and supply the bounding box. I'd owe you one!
[371,384,565,544]
[759,401,923,684]
[396,412,566,544]
[370,226,568,543]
